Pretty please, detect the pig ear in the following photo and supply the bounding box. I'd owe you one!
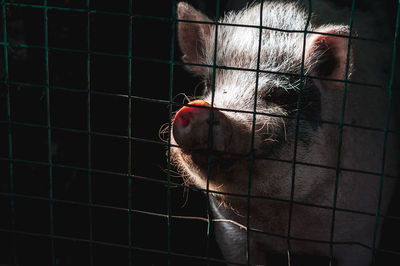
[177,2,211,76]
[306,26,354,89]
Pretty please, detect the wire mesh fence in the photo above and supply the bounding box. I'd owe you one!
[0,0,399,265]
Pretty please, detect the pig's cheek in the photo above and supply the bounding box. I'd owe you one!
[214,118,234,153]
[182,152,207,170]
[213,125,230,152]
[174,151,209,179]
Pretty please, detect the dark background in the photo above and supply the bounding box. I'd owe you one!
[0,0,399,265]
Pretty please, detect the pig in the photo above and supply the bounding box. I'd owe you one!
[169,1,399,265]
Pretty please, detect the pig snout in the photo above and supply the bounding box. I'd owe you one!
[172,100,232,153]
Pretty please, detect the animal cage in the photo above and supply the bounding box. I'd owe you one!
[0,0,399,266]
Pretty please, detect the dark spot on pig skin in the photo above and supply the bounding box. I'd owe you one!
[299,79,322,130]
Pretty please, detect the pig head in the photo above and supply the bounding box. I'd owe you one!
[169,1,398,265]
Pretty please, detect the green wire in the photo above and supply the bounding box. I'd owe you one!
[371,1,400,264]
[85,1,94,266]
[205,1,221,265]
[329,0,356,263]
[245,0,265,264]
[43,0,56,265]
[1,0,399,264]
[0,39,391,90]
[1,154,399,216]
[286,1,313,262]
[167,1,178,265]
[1,0,17,264]
[0,0,394,44]
[127,1,134,265]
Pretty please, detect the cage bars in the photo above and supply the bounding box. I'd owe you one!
[85,1,94,266]
[0,1,394,45]
[0,0,399,265]
[1,0,17,264]
[0,154,397,217]
[1,156,400,222]
[1,175,400,262]
[0,226,248,266]
[206,1,221,265]
[328,0,356,263]
[1,193,400,264]
[0,38,392,92]
[42,1,57,265]
[285,1,313,263]
[0,186,399,249]
[0,87,397,139]
[167,1,177,265]
[126,0,134,265]
[371,1,400,264]
[245,0,265,264]
[0,39,391,92]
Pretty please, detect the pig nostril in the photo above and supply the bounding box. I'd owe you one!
[174,100,211,129]
[179,114,190,127]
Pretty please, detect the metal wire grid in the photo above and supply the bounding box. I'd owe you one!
[0,0,399,265]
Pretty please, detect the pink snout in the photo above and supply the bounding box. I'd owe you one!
[172,100,232,152]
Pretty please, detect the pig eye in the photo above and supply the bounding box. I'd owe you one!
[263,88,299,107]
[264,88,285,100]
